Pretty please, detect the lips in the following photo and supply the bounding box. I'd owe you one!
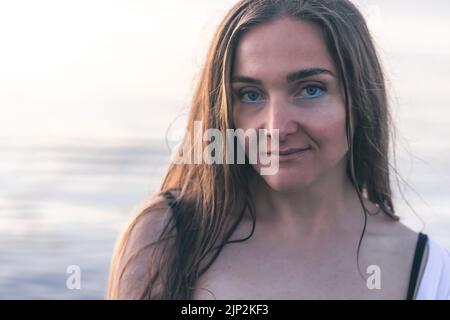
[265,146,311,162]
[267,147,311,156]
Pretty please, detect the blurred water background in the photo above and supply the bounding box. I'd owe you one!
[0,0,449,298]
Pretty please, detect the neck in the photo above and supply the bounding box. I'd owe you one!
[249,162,365,239]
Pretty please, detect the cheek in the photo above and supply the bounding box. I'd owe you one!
[309,109,348,157]
[231,110,248,164]
[233,106,254,131]
[233,108,260,150]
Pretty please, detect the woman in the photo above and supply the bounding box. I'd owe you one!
[107,0,450,300]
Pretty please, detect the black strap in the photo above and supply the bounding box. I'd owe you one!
[161,190,181,236]
[161,190,182,224]
[406,232,428,300]
[161,190,176,208]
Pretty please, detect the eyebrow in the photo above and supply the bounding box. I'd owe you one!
[231,68,336,85]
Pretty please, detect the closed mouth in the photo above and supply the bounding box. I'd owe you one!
[267,147,311,156]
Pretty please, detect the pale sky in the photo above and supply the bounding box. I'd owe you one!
[0,0,449,145]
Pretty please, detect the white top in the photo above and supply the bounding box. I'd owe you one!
[416,237,450,300]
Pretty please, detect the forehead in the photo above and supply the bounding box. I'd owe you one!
[232,17,336,80]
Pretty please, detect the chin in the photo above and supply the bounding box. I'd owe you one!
[259,169,315,193]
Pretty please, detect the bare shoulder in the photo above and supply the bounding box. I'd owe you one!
[124,193,175,248]
[365,208,419,243]
[361,206,423,297]
[107,192,175,299]
[361,202,420,256]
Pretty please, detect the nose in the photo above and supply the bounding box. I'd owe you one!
[265,95,298,142]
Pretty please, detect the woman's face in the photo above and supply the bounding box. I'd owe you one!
[232,17,349,192]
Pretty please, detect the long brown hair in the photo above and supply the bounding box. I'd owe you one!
[107,0,398,300]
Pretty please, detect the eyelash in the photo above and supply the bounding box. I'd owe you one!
[236,84,327,104]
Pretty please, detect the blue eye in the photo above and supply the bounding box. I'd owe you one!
[236,85,325,104]
[299,85,326,99]
[238,90,264,104]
